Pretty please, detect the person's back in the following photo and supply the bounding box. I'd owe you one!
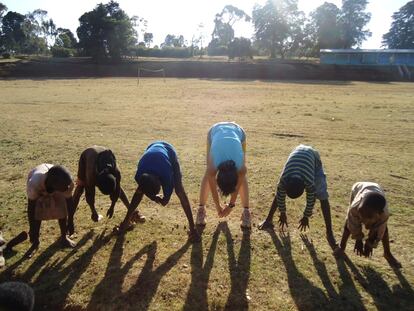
[209,122,245,171]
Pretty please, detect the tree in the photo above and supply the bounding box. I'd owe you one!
[55,28,77,48]
[382,1,414,49]
[338,0,371,48]
[77,1,136,61]
[143,32,153,47]
[162,34,185,47]
[42,18,57,47]
[211,5,251,47]
[1,11,26,52]
[308,2,342,53]
[252,0,304,58]
[228,37,252,60]
[0,2,6,19]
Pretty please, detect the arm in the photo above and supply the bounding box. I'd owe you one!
[85,186,100,222]
[206,154,222,213]
[107,169,121,218]
[303,184,316,218]
[172,160,199,241]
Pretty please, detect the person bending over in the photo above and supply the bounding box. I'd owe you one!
[197,122,250,229]
[335,182,401,268]
[116,141,199,242]
[26,164,76,257]
[70,146,145,235]
[259,144,336,249]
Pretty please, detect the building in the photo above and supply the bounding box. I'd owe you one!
[320,49,414,66]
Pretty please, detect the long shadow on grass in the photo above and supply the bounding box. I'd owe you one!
[30,230,109,309]
[267,229,331,310]
[87,234,191,310]
[184,222,251,311]
[300,234,366,310]
[343,256,414,311]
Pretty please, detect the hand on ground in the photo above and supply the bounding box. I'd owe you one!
[279,212,288,231]
[298,216,309,232]
[354,239,364,256]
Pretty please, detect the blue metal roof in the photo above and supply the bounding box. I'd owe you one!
[320,49,414,54]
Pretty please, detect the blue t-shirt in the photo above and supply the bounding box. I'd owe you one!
[209,122,245,170]
[135,141,176,201]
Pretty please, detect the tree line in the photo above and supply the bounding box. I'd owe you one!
[0,0,413,61]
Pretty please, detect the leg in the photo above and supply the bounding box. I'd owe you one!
[119,187,130,209]
[27,200,41,257]
[58,218,75,248]
[85,186,100,222]
[199,172,210,206]
[320,199,337,249]
[68,186,83,235]
[382,226,401,268]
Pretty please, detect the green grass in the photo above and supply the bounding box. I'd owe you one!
[0,78,413,310]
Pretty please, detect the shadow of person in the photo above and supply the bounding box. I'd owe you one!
[183,224,221,311]
[184,222,251,310]
[334,254,367,310]
[223,225,251,311]
[87,234,191,311]
[342,256,414,310]
[29,230,109,309]
[300,234,339,301]
[267,229,330,310]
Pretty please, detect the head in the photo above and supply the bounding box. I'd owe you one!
[45,165,72,193]
[0,281,35,311]
[96,171,116,195]
[217,160,238,197]
[137,173,161,199]
[284,175,305,199]
[359,192,386,219]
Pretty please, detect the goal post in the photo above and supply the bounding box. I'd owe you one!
[137,66,166,85]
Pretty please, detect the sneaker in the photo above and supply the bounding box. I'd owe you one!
[240,208,251,229]
[131,210,146,223]
[196,205,206,226]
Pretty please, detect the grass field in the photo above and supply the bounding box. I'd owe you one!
[0,78,413,311]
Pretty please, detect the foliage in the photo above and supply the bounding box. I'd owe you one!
[207,40,228,56]
[143,32,153,48]
[77,1,136,61]
[2,51,10,58]
[228,37,252,60]
[305,2,342,56]
[50,46,73,57]
[338,0,371,48]
[162,34,185,48]
[382,1,414,49]
[252,0,305,58]
[130,46,192,58]
[55,28,77,49]
[210,5,251,50]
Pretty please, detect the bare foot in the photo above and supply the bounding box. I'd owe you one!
[130,211,146,223]
[384,253,402,269]
[60,236,76,248]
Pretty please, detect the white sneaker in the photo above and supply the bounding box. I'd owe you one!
[196,205,206,226]
[241,208,251,229]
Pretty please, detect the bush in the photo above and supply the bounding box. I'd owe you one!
[130,46,192,58]
[2,52,11,59]
[207,45,228,56]
[51,47,73,58]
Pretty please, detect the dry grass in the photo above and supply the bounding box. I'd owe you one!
[0,78,413,310]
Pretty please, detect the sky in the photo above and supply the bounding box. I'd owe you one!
[1,0,409,49]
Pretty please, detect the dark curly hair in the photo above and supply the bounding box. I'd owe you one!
[217,160,238,196]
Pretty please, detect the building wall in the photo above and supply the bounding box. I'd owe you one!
[320,52,414,66]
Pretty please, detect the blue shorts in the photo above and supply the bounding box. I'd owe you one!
[314,150,329,200]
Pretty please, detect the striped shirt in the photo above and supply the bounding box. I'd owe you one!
[276,145,318,217]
